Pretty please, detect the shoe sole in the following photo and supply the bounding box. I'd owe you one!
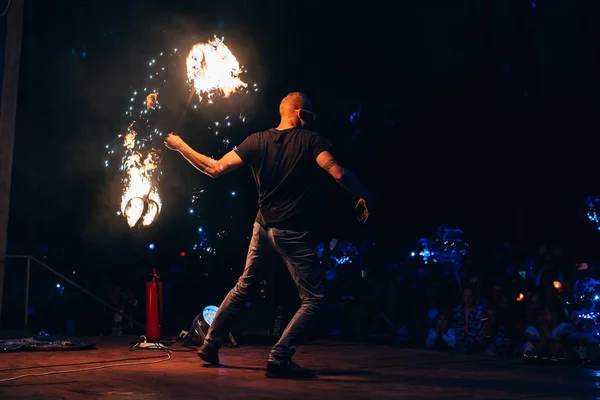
[197,351,219,366]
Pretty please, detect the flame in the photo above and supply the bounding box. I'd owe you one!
[120,121,162,228]
[186,37,247,103]
[553,281,562,289]
[146,92,158,110]
[517,293,524,302]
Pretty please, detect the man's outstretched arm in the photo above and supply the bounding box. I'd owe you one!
[164,133,243,178]
[316,150,372,221]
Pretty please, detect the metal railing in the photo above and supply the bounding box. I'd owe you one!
[4,255,144,330]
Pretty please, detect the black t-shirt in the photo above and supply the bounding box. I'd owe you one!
[234,128,332,231]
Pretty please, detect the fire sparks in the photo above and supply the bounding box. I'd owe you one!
[186,37,248,103]
[120,121,162,228]
[108,37,255,230]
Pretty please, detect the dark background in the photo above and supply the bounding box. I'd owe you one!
[2,0,600,332]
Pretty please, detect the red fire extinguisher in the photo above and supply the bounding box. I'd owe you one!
[146,269,163,341]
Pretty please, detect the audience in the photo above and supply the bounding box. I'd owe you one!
[320,240,599,363]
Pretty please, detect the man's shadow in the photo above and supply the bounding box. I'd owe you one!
[201,363,379,377]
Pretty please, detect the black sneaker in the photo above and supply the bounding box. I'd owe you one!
[265,360,316,379]
[197,342,219,365]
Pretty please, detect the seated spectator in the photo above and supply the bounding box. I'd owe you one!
[518,291,542,333]
[426,311,456,350]
[523,305,574,359]
[490,282,504,307]
[452,286,487,353]
[469,274,488,310]
[481,305,511,356]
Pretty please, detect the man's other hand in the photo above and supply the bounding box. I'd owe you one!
[164,133,184,151]
[355,198,370,223]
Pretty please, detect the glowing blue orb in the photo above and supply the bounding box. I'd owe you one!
[202,305,219,326]
[575,277,600,303]
[584,197,600,230]
[148,243,155,250]
[56,284,60,288]
[410,252,416,257]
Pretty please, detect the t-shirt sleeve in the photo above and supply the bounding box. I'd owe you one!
[308,132,333,159]
[234,134,258,167]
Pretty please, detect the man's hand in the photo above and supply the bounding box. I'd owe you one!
[164,133,185,151]
[316,152,372,223]
[355,198,370,223]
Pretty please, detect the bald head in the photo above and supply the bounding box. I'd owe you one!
[279,92,313,118]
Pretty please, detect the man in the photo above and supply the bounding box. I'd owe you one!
[164,92,371,379]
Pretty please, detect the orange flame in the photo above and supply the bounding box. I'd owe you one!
[146,93,158,110]
[186,37,247,103]
[120,121,162,227]
[553,281,562,289]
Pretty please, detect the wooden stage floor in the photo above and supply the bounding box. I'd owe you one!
[0,336,597,399]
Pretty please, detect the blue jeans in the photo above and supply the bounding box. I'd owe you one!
[206,222,324,361]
